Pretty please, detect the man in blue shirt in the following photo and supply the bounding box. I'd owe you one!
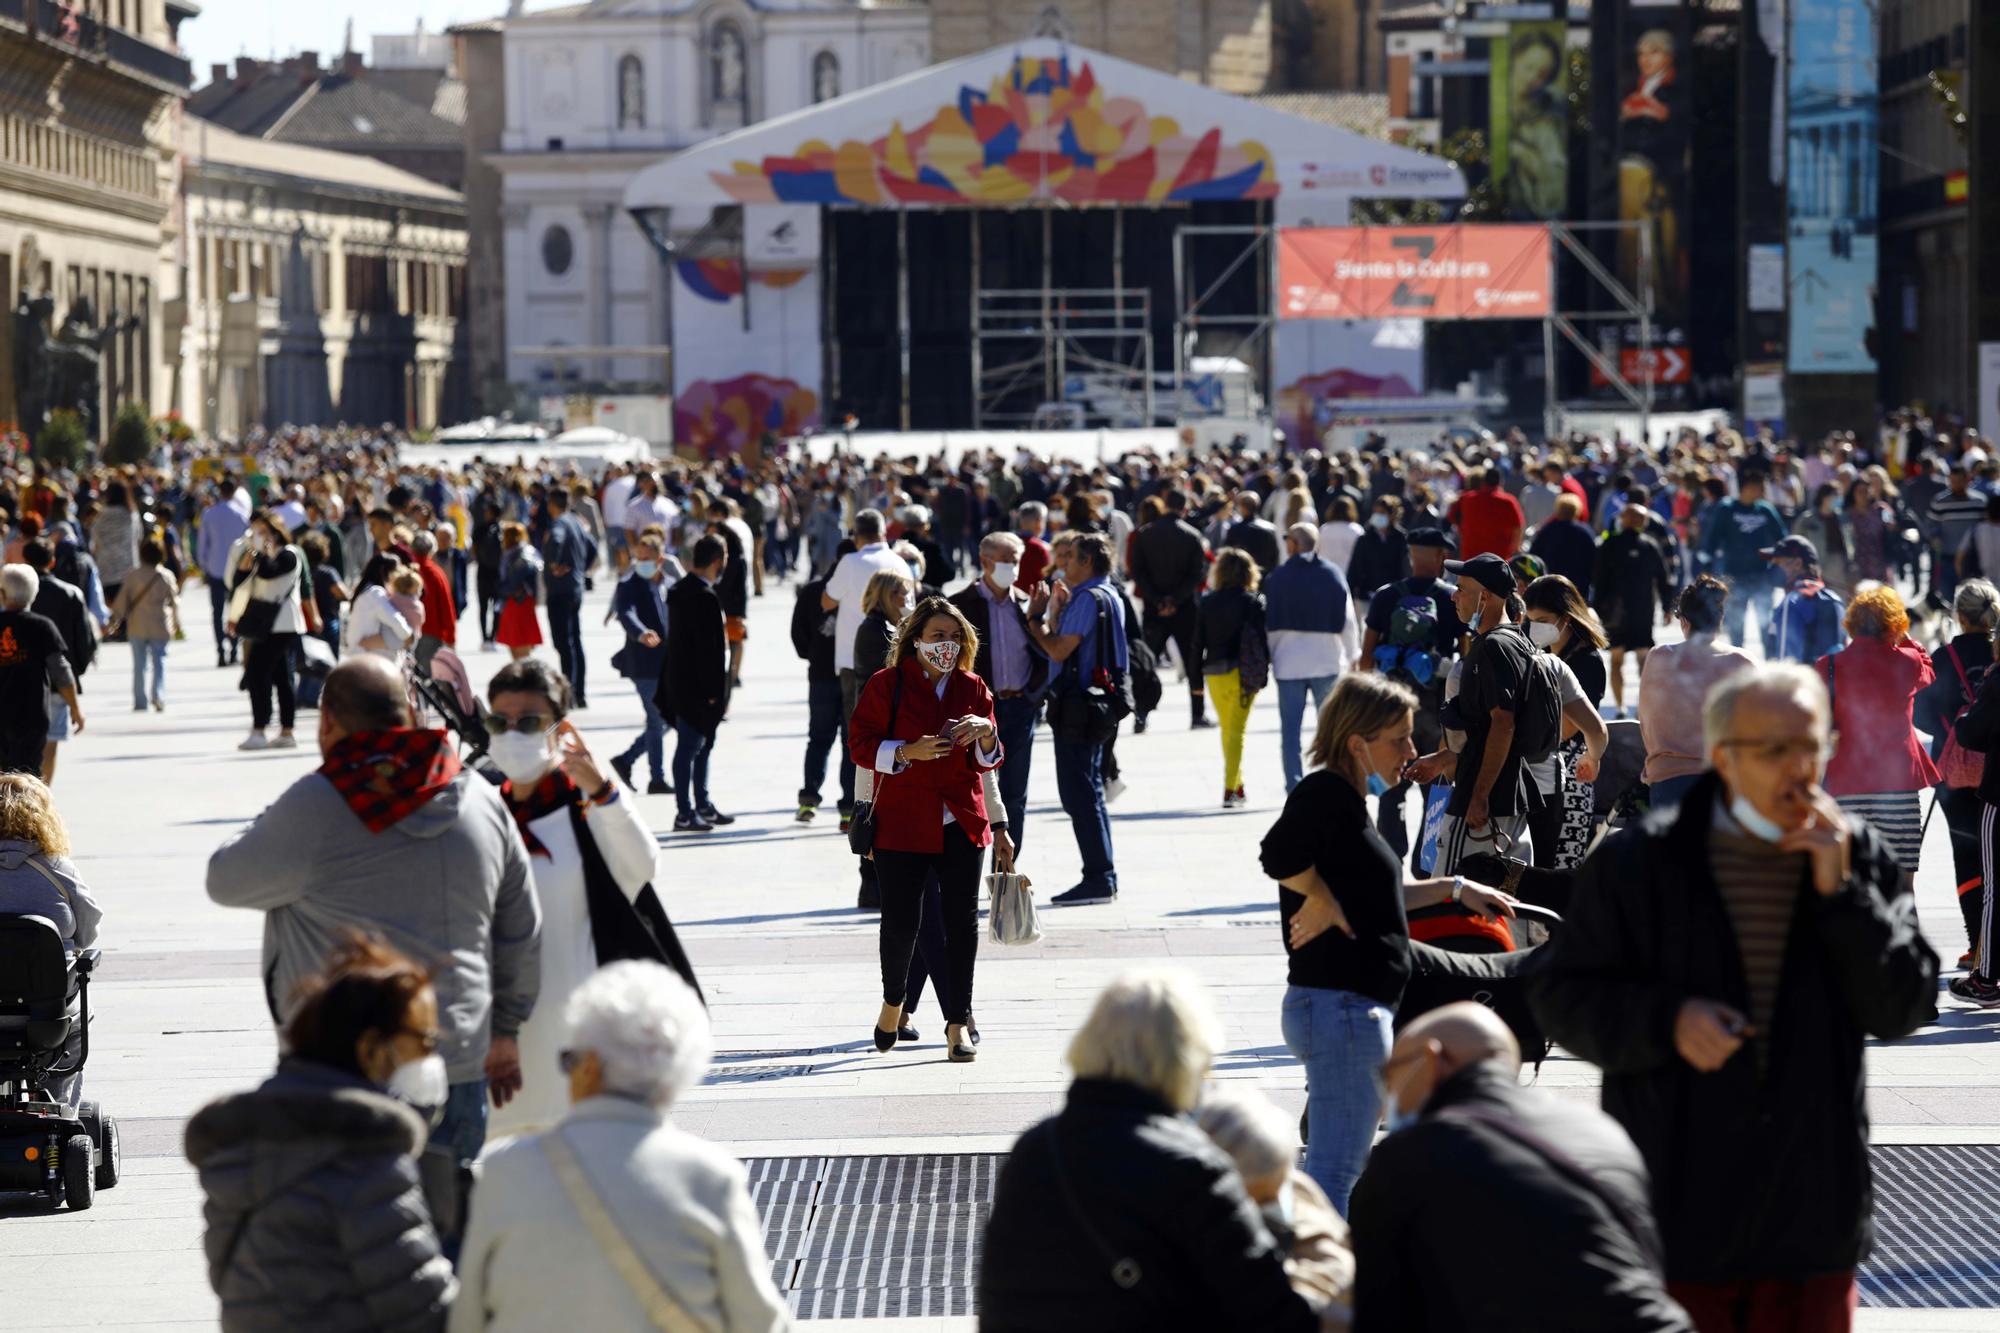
[1697,471,1787,651]
[538,488,599,706]
[196,481,251,667]
[1027,531,1127,906]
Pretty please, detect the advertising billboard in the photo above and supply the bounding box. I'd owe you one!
[1597,1,1692,326]
[1490,21,1570,221]
[1277,226,1553,320]
[1787,0,1878,374]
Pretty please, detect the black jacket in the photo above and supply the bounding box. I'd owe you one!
[1346,525,1410,600]
[791,577,839,683]
[1918,631,1994,763]
[1528,772,1938,1281]
[1225,517,1282,575]
[853,609,897,679]
[1593,528,1673,633]
[1195,586,1264,676]
[1949,652,2000,805]
[1530,518,1600,599]
[655,576,728,731]
[32,574,93,679]
[1350,1060,1690,1333]
[977,1078,1316,1333]
[1129,517,1208,610]
[949,579,1050,696]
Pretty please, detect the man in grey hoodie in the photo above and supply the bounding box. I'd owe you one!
[209,655,541,1178]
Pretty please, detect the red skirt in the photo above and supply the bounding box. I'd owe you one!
[496,597,542,647]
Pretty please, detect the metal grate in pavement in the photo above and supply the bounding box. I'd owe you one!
[747,1147,2000,1318]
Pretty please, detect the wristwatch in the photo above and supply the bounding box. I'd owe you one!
[1451,874,1466,904]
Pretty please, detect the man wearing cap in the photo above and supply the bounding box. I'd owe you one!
[1361,529,1467,865]
[1763,535,1848,665]
[1408,551,1539,871]
[1699,472,1788,651]
[1930,460,1986,597]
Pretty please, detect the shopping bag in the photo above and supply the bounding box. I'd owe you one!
[1416,784,1452,876]
[987,872,1042,946]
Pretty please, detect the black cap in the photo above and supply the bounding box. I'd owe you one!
[1444,552,1514,597]
[1408,527,1454,551]
[1759,534,1819,563]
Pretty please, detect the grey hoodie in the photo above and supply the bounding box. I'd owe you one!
[208,766,541,1084]
[0,839,100,947]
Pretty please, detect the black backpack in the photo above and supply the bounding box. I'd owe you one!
[1493,624,1565,764]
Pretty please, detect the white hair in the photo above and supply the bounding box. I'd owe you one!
[564,961,712,1106]
[852,508,885,540]
[1287,522,1318,550]
[1196,1086,1299,1183]
[1066,968,1223,1113]
[980,531,1025,560]
[1702,661,1827,754]
[899,504,931,529]
[892,540,925,580]
[1956,578,2000,635]
[0,563,38,609]
[408,529,438,558]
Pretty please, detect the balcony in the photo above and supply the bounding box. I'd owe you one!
[0,0,194,94]
[0,110,164,207]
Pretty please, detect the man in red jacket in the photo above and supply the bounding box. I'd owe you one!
[409,527,458,648]
[1445,469,1526,560]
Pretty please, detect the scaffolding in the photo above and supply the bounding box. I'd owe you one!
[971,286,1154,427]
[1171,222,1278,422]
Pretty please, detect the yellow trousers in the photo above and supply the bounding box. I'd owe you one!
[1206,668,1257,791]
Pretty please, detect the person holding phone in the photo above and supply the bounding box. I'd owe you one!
[1531,663,1936,1325]
[848,594,1006,1063]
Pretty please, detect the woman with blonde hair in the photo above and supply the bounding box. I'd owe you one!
[1259,674,1515,1213]
[1198,547,1267,807]
[0,773,101,1103]
[1817,583,1938,875]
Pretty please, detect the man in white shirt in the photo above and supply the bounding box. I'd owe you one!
[622,473,678,550]
[823,508,914,721]
[600,467,638,568]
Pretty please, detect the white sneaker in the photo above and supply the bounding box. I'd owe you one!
[239,731,270,751]
[1104,778,1128,804]
[271,732,298,749]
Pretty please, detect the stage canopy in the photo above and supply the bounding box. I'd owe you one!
[624,39,1465,214]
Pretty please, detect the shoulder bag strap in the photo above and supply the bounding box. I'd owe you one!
[22,854,73,907]
[542,1129,706,1333]
[1948,643,1974,700]
[1044,1123,1161,1306]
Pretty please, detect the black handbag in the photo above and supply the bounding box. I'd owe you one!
[847,670,904,856]
[235,597,280,640]
[1049,586,1131,745]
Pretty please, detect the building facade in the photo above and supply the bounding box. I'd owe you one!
[930,0,1275,92]
[0,0,193,444]
[179,121,467,437]
[491,0,929,407]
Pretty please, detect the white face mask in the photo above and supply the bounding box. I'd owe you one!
[488,730,557,786]
[917,639,962,674]
[1525,620,1562,649]
[989,561,1019,590]
[385,1053,448,1124]
[1729,793,1790,843]
[1369,512,1390,531]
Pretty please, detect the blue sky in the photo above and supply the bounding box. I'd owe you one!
[178,1,567,86]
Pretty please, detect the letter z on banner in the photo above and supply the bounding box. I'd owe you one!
[1277,225,1554,320]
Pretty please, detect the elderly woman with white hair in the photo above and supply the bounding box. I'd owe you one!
[978,969,1323,1332]
[451,961,790,1333]
[1198,1088,1356,1319]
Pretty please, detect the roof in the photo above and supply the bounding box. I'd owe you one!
[624,39,1463,213]
[368,67,468,126]
[188,69,316,138]
[277,76,463,150]
[1251,92,1390,141]
[187,117,464,206]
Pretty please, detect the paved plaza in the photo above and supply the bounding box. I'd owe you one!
[5,578,2000,1329]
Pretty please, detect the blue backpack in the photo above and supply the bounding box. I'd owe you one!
[1375,585,1441,686]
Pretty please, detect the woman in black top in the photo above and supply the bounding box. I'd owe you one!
[1347,496,1411,605]
[1917,577,2000,959]
[1196,547,1266,808]
[1259,672,1516,1216]
[1522,575,1610,870]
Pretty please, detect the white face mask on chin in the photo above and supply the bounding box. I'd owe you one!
[489,730,557,786]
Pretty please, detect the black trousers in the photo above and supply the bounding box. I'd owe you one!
[245,633,297,730]
[0,728,46,776]
[1142,602,1203,700]
[876,824,983,1023]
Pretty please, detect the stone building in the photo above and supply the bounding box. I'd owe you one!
[178,120,467,436]
[0,0,194,443]
[930,0,1275,92]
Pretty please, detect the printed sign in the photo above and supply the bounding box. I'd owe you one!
[1277,225,1553,320]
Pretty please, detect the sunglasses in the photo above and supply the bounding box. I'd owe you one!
[483,711,554,736]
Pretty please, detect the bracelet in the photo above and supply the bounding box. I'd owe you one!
[589,779,618,806]
[1452,874,1465,904]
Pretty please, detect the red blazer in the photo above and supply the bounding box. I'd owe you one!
[416,556,457,645]
[1817,636,1940,796]
[848,655,1003,853]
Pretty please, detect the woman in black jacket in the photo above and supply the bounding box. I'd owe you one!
[1916,578,1998,962]
[1527,492,1599,598]
[656,534,732,832]
[978,971,1322,1332]
[1346,496,1411,606]
[1522,575,1609,870]
[1197,547,1266,808]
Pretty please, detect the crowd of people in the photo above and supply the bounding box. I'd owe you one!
[0,409,1990,1331]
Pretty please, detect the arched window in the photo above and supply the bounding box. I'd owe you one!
[812,50,839,103]
[710,22,747,116]
[617,54,645,128]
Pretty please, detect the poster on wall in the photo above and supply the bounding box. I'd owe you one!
[671,257,822,456]
[1490,21,1570,221]
[1787,0,1877,374]
[1273,320,1425,447]
[1979,344,2000,444]
[1609,1,1692,326]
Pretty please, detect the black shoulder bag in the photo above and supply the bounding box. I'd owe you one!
[568,802,704,1006]
[847,669,904,856]
[1049,586,1131,745]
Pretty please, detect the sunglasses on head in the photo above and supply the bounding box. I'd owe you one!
[483,711,554,736]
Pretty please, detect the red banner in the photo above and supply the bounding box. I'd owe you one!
[1277,225,1553,320]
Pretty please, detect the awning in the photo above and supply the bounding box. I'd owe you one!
[623,39,1464,214]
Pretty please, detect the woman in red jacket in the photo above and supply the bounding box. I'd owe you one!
[849,595,1006,1063]
[1817,584,1939,879]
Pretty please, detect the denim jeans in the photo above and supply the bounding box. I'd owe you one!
[546,595,585,697]
[130,637,168,707]
[800,675,854,809]
[1721,574,1775,652]
[617,675,666,782]
[206,576,234,661]
[1275,673,1337,793]
[427,1078,489,1262]
[673,718,714,816]
[1280,985,1394,1217]
[994,695,1040,853]
[1053,736,1116,890]
[430,1078,489,1167]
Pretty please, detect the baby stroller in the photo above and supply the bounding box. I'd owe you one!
[408,639,488,764]
[0,915,121,1210]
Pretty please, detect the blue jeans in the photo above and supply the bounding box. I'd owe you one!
[546,596,585,697]
[1280,985,1394,1218]
[130,637,167,707]
[1053,736,1116,890]
[994,695,1040,854]
[206,576,234,661]
[1276,674,1337,793]
[673,718,714,816]
[800,675,854,809]
[617,675,666,782]
[430,1078,489,1167]
[1721,574,1775,652]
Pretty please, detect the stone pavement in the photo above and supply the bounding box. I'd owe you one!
[6,572,1998,1329]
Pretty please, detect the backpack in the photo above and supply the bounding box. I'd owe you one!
[1940,644,1990,789]
[1493,625,1565,764]
[1374,581,1441,686]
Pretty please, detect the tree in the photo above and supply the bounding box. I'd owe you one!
[35,409,87,469]
[103,399,157,465]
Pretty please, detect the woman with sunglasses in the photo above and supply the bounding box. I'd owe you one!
[480,658,698,1139]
